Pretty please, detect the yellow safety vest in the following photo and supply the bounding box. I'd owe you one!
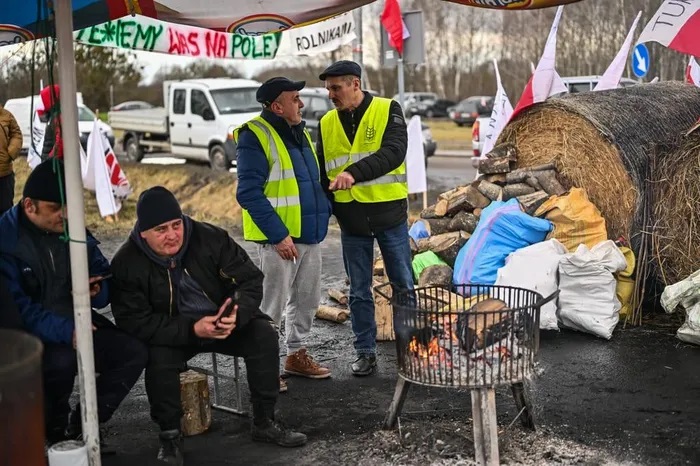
[320,97,407,203]
[233,116,318,242]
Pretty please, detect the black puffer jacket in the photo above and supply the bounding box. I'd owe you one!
[316,92,408,237]
[110,219,266,347]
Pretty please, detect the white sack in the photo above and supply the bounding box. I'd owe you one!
[660,268,700,346]
[495,239,568,331]
[557,240,627,339]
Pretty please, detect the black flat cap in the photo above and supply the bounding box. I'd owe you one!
[256,77,305,105]
[319,60,362,81]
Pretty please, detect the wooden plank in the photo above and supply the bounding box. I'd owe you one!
[316,305,350,323]
[373,280,395,341]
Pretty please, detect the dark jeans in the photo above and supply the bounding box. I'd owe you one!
[0,172,14,215]
[43,320,148,438]
[341,222,414,356]
[145,318,279,431]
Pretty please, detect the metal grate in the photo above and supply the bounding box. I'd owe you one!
[375,284,550,389]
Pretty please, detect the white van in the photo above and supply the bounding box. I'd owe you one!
[3,95,115,153]
[560,75,638,94]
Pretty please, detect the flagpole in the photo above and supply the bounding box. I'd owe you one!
[398,56,405,115]
[55,0,102,464]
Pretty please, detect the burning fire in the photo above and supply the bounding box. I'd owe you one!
[408,336,440,358]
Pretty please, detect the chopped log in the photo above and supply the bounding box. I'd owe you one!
[478,157,511,174]
[448,211,479,233]
[525,175,542,191]
[327,289,348,306]
[416,288,466,312]
[516,162,556,173]
[416,237,430,253]
[373,279,394,341]
[426,231,470,266]
[476,180,503,201]
[180,370,211,436]
[483,174,507,186]
[473,208,483,218]
[415,218,452,236]
[434,199,449,217]
[506,163,556,183]
[438,185,468,201]
[410,237,419,254]
[316,305,350,323]
[420,204,441,219]
[534,169,566,195]
[517,191,550,215]
[502,183,536,201]
[373,258,385,276]
[418,265,454,288]
[487,143,518,161]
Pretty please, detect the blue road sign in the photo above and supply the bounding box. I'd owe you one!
[632,43,649,78]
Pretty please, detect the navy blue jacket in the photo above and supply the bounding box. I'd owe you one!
[0,205,111,344]
[236,110,331,245]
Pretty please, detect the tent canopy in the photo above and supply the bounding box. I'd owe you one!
[1,0,583,47]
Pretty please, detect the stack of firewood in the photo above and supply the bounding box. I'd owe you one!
[411,144,566,288]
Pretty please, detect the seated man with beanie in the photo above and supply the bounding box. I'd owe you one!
[0,159,148,452]
[110,186,306,465]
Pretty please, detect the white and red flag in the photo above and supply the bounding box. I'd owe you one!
[481,59,514,158]
[511,6,568,120]
[594,12,643,91]
[686,57,700,87]
[637,1,700,56]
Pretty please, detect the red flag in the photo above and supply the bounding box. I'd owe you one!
[381,0,404,56]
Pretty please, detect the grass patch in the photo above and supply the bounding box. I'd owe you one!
[14,159,241,236]
[424,118,472,150]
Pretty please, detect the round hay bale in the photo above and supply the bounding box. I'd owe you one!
[499,82,700,245]
[653,125,700,285]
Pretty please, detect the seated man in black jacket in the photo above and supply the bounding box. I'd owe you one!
[110,187,306,465]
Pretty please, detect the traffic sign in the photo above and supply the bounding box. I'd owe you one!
[632,43,649,78]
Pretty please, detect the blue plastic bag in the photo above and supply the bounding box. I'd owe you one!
[408,220,430,243]
[453,199,553,291]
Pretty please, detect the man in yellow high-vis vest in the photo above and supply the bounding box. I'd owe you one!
[236,77,333,391]
[316,61,414,376]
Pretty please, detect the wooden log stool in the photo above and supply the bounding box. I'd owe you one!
[179,370,211,436]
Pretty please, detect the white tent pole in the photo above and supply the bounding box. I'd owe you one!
[54,0,101,464]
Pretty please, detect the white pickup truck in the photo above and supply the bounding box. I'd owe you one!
[108,78,262,171]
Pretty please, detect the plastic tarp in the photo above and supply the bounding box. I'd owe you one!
[661,268,700,346]
[557,240,627,339]
[534,187,608,252]
[616,246,636,320]
[495,239,568,331]
[453,199,553,290]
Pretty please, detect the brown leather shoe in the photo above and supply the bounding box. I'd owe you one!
[284,349,331,379]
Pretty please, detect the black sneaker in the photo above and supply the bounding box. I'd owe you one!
[351,354,377,376]
[157,429,184,465]
[65,411,117,456]
[251,420,307,447]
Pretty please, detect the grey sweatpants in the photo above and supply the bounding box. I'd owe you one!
[258,243,322,355]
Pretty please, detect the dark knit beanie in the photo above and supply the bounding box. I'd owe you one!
[136,186,183,232]
[23,159,66,203]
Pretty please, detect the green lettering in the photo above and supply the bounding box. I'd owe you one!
[262,35,272,57]
[118,20,136,48]
[252,37,263,58]
[241,37,251,57]
[231,34,243,57]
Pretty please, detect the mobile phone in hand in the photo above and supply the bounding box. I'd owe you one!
[215,290,241,325]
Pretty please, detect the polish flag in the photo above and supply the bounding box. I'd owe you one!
[686,57,700,87]
[481,60,514,158]
[637,1,700,56]
[511,6,568,120]
[594,12,642,91]
[381,0,405,56]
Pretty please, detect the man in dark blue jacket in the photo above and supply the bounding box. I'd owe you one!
[0,160,147,450]
[236,77,332,387]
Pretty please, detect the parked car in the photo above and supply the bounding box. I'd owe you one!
[471,115,490,168]
[4,95,115,153]
[406,98,456,118]
[449,96,494,127]
[111,100,154,111]
[392,92,438,109]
